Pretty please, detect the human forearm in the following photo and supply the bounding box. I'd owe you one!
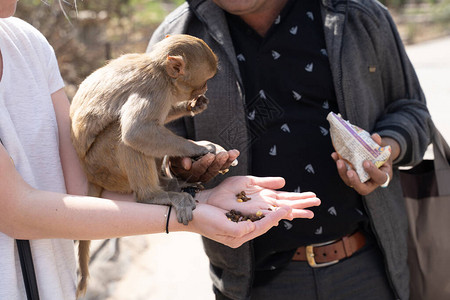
[380,136,401,162]
[6,184,290,250]
[52,88,89,195]
[0,145,164,240]
[1,143,298,248]
[4,184,169,240]
[375,13,430,165]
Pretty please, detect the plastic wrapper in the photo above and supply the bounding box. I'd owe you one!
[327,112,391,183]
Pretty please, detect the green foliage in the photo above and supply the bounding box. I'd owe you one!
[432,0,450,23]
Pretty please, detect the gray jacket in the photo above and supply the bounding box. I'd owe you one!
[148,0,431,299]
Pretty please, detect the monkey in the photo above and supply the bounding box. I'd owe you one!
[69,34,218,297]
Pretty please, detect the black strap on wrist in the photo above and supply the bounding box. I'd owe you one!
[165,206,173,234]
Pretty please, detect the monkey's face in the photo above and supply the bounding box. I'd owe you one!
[176,65,216,103]
[161,35,218,103]
[190,80,208,100]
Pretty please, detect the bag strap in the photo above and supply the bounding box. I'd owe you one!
[0,139,40,300]
[16,240,40,300]
[429,120,450,196]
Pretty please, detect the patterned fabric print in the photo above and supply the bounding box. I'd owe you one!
[226,0,368,280]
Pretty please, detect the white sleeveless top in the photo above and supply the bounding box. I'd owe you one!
[0,17,77,299]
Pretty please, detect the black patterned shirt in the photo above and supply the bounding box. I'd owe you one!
[226,0,369,284]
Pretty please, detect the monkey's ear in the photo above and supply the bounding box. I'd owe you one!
[166,55,185,79]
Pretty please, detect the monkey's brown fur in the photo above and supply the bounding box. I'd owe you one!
[69,34,218,297]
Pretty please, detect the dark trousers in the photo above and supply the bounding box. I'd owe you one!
[215,242,395,300]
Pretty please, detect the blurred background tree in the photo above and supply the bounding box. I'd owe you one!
[15,0,449,99]
[15,0,184,98]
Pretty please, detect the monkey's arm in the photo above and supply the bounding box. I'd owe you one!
[168,141,239,183]
[123,121,209,157]
[121,94,211,157]
[165,95,209,124]
[165,101,192,124]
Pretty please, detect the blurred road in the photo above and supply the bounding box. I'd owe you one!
[85,36,450,300]
[406,36,450,144]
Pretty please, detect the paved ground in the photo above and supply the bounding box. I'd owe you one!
[406,36,450,144]
[82,36,450,300]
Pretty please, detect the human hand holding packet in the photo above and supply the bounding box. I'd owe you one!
[326,112,391,182]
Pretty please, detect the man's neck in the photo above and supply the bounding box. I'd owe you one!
[240,0,289,37]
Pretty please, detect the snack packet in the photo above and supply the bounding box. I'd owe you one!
[327,112,391,183]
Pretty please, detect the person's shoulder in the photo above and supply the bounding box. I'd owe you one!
[1,17,50,46]
[339,0,391,23]
[160,2,190,25]
[2,17,42,35]
[346,0,389,14]
[149,2,192,48]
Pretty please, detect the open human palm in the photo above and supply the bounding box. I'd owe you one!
[202,176,320,219]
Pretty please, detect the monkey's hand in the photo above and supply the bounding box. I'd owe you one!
[191,140,217,159]
[188,95,209,115]
[168,141,239,183]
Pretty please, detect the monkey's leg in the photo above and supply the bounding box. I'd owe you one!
[119,146,196,224]
[149,190,197,225]
[156,157,192,192]
[76,183,102,298]
[136,167,196,225]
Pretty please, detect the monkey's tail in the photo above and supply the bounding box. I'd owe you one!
[76,240,91,299]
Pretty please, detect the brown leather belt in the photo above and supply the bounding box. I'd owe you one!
[292,231,366,268]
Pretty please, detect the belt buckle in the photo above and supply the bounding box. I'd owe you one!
[305,239,340,268]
